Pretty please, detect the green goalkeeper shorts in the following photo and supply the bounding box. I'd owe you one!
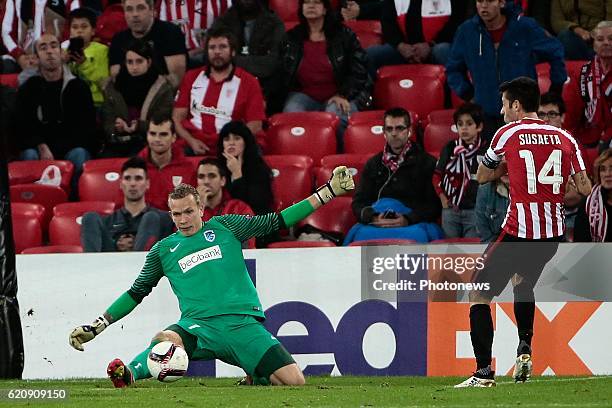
[169,314,293,376]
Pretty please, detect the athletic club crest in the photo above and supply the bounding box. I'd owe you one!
[172,176,183,187]
[203,230,216,242]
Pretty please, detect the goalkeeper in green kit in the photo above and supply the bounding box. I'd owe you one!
[69,166,355,387]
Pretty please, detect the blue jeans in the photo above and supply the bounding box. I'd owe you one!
[366,42,451,79]
[441,208,478,239]
[20,147,90,198]
[283,92,358,152]
[557,29,595,61]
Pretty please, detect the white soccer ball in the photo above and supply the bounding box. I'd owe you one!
[147,341,189,382]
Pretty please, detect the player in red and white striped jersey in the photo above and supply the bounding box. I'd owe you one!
[156,0,231,51]
[456,77,592,388]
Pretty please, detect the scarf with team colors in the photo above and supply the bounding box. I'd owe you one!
[586,184,608,242]
[581,56,607,125]
[442,137,482,206]
[382,140,412,173]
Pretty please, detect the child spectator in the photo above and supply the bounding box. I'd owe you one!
[433,102,487,238]
[64,8,109,107]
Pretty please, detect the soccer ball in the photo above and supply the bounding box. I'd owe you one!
[147,341,189,382]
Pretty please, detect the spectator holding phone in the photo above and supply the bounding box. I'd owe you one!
[64,8,110,107]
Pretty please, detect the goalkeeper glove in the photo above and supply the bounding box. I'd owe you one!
[69,315,109,351]
[315,165,355,205]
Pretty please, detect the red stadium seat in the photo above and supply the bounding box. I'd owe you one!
[21,245,84,254]
[298,196,356,236]
[267,241,336,248]
[11,202,45,226]
[0,73,19,88]
[266,112,338,162]
[344,19,382,49]
[423,122,459,159]
[79,159,125,204]
[583,147,600,176]
[269,0,298,22]
[53,201,116,217]
[315,154,369,194]
[12,216,43,254]
[430,238,482,244]
[374,74,445,119]
[264,155,314,211]
[348,238,417,246]
[8,160,75,195]
[344,123,386,154]
[10,184,68,227]
[376,64,445,81]
[48,214,84,246]
[425,109,456,128]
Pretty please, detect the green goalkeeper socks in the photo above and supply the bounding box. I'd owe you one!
[128,340,161,380]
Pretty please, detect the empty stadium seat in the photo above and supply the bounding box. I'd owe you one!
[536,62,586,130]
[11,202,45,226]
[348,238,417,246]
[53,201,116,217]
[0,73,19,88]
[21,245,84,254]
[425,109,456,128]
[264,155,314,211]
[344,123,386,154]
[10,184,68,226]
[12,216,43,254]
[266,112,338,162]
[315,154,369,193]
[298,196,356,236]
[423,122,459,159]
[374,74,445,119]
[8,160,75,194]
[269,0,298,22]
[344,19,382,49]
[48,214,84,246]
[78,159,125,203]
[267,241,336,248]
[376,64,446,81]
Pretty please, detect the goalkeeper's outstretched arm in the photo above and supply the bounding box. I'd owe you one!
[280,165,355,227]
[69,244,164,351]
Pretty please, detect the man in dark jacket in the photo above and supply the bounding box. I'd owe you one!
[366,0,467,78]
[16,33,96,195]
[352,107,441,227]
[210,0,286,115]
[446,0,567,139]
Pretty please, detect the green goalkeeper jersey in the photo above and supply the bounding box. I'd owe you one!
[126,213,280,320]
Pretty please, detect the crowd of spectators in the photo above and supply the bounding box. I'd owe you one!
[1,0,610,250]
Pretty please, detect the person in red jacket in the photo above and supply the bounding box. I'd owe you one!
[137,114,196,210]
[196,157,256,248]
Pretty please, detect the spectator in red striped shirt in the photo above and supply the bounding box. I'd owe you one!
[456,77,592,388]
[172,26,265,155]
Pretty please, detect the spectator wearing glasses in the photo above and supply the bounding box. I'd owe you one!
[346,107,443,244]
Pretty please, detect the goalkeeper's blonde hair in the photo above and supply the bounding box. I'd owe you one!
[168,183,201,207]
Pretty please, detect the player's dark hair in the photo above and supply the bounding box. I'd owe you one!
[539,91,566,115]
[121,0,155,8]
[383,107,411,128]
[593,149,612,185]
[295,0,342,40]
[198,157,228,179]
[499,77,540,114]
[148,113,175,135]
[453,102,484,126]
[169,183,200,207]
[121,156,148,176]
[68,8,97,27]
[204,26,239,53]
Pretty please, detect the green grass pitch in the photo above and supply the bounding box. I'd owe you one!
[1,376,610,407]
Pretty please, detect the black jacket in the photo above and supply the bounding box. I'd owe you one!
[16,66,96,157]
[381,0,467,47]
[352,144,442,224]
[281,24,372,110]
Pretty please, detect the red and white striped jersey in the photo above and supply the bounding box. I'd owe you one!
[156,0,231,50]
[175,66,265,138]
[484,117,587,239]
[1,0,80,58]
